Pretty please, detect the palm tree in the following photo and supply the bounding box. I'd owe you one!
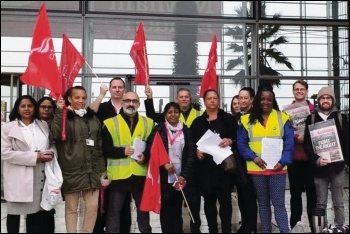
[172,1,201,107]
[225,4,294,87]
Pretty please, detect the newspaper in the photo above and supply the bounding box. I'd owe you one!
[308,118,344,163]
[283,103,310,135]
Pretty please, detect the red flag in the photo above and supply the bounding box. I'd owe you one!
[130,22,149,85]
[50,34,85,99]
[199,34,218,98]
[20,3,61,94]
[140,132,169,214]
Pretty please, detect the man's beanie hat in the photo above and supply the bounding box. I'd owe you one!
[317,86,336,104]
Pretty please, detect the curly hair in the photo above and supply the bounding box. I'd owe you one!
[249,83,279,125]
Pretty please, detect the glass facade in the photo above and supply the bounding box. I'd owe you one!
[1,1,349,120]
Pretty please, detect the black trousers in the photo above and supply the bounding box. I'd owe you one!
[235,175,258,232]
[7,209,55,233]
[203,187,232,233]
[93,187,132,233]
[160,184,184,233]
[288,160,317,232]
[184,187,202,233]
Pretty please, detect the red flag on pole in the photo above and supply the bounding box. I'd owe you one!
[50,34,85,99]
[20,3,61,94]
[130,22,149,85]
[199,34,218,98]
[140,131,169,214]
[51,34,85,141]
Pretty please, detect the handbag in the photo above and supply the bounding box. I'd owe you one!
[222,153,237,174]
[40,154,63,211]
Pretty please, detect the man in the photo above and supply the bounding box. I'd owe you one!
[102,91,153,233]
[284,80,316,232]
[234,86,258,233]
[145,86,202,127]
[89,77,132,233]
[144,86,203,233]
[304,86,349,232]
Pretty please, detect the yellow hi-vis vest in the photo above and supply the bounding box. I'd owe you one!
[104,114,153,180]
[180,108,203,127]
[240,109,290,173]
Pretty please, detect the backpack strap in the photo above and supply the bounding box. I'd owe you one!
[338,112,343,130]
[311,113,315,125]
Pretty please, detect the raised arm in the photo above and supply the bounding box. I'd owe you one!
[89,83,108,113]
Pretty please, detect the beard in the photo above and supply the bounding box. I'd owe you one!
[123,106,137,115]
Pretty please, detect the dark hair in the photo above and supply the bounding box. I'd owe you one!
[109,77,125,88]
[37,96,56,119]
[249,83,279,125]
[64,86,86,106]
[162,102,181,115]
[239,87,255,98]
[230,95,239,115]
[293,79,308,90]
[9,95,38,121]
[203,89,219,100]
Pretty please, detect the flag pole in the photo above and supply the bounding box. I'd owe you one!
[143,46,149,85]
[173,173,195,223]
[85,61,102,84]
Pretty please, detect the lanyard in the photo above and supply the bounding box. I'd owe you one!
[19,120,38,151]
[166,127,183,145]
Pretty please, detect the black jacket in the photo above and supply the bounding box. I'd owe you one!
[190,109,238,195]
[144,122,196,201]
[303,110,349,177]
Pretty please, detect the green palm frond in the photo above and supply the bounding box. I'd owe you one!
[226,58,244,71]
[227,43,243,52]
[269,36,288,48]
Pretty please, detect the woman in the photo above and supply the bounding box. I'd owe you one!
[191,89,238,233]
[37,96,57,232]
[38,96,56,128]
[237,83,294,233]
[52,86,105,233]
[230,95,240,121]
[1,95,56,233]
[145,102,196,233]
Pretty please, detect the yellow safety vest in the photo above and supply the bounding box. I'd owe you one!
[240,109,290,173]
[180,108,203,127]
[104,114,153,180]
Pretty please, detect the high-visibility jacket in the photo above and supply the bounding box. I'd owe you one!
[180,108,203,127]
[240,109,290,174]
[104,114,153,180]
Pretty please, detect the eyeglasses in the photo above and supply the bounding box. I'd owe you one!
[319,96,333,101]
[122,99,139,104]
[294,88,306,92]
[39,105,54,110]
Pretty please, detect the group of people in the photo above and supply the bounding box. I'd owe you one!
[1,78,348,233]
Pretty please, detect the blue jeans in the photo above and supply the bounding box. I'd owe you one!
[314,170,345,228]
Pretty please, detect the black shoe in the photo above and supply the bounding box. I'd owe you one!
[237,226,256,233]
[236,226,246,233]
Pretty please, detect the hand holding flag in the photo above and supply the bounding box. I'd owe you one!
[199,34,218,98]
[140,131,169,214]
[130,22,149,85]
[52,34,85,140]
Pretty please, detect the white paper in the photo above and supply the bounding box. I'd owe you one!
[196,129,215,151]
[261,138,282,169]
[131,138,146,160]
[196,130,232,164]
